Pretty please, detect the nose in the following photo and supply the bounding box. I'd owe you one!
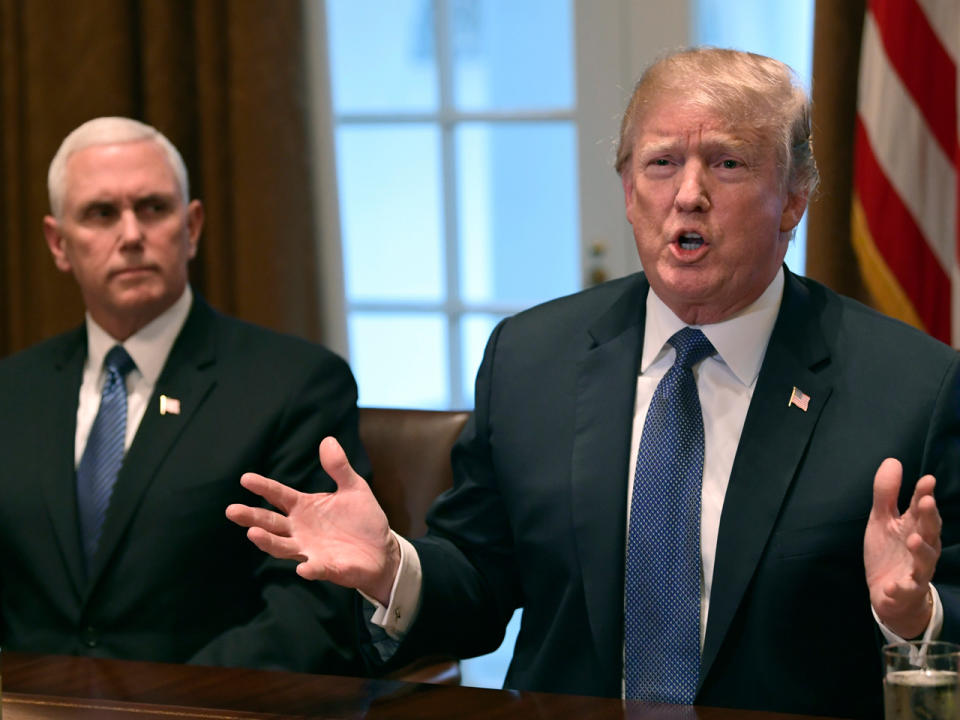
[118,208,145,245]
[674,162,711,212]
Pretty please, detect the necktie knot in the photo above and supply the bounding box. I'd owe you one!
[668,327,714,370]
[105,345,135,378]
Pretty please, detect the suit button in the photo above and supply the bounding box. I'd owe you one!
[82,626,98,648]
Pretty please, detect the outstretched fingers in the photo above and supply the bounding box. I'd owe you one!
[319,436,365,492]
[225,503,292,536]
[871,458,903,522]
[909,476,942,548]
[905,530,939,583]
[240,522,331,581]
[245,526,306,562]
[238,472,303,514]
[295,560,331,582]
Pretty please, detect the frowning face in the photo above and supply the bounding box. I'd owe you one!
[43,140,203,340]
[621,96,806,325]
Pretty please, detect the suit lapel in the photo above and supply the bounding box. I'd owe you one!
[85,299,219,588]
[570,275,648,686]
[699,272,833,684]
[37,330,89,596]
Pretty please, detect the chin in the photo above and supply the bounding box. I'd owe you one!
[658,268,718,298]
[114,290,175,316]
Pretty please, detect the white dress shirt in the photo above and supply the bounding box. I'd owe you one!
[629,267,784,647]
[373,268,940,648]
[74,287,193,466]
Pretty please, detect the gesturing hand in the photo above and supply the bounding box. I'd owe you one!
[864,457,942,639]
[226,436,401,605]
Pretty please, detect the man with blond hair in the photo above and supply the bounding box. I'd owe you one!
[228,49,960,718]
[0,117,368,671]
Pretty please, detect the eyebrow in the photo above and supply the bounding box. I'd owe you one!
[75,198,118,215]
[133,193,176,206]
[75,192,177,212]
[636,135,761,166]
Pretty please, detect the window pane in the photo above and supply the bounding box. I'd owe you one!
[327,0,438,113]
[450,0,574,111]
[695,0,815,274]
[348,313,449,409]
[457,122,579,305]
[785,216,807,276]
[695,0,814,82]
[337,125,445,302]
[460,313,505,407]
[460,608,522,688]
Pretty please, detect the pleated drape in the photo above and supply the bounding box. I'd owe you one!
[0,0,323,356]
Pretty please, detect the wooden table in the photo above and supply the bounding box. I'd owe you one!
[0,652,848,720]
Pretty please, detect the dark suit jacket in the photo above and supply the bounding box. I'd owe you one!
[379,270,960,719]
[0,295,370,672]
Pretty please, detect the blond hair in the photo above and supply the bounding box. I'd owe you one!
[615,47,819,197]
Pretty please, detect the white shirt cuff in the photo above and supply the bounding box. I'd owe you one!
[872,584,943,645]
[361,532,423,639]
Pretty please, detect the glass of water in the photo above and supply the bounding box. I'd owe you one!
[884,641,960,720]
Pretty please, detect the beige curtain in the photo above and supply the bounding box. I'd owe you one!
[0,0,322,357]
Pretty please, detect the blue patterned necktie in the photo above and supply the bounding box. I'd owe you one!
[624,327,715,704]
[77,345,136,570]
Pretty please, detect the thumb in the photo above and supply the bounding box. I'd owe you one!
[319,436,364,491]
[872,457,903,521]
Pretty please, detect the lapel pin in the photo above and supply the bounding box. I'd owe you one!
[159,395,181,416]
[788,386,810,412]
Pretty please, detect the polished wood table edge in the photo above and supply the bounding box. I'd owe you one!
[4,692,296,720]
[1,652,852,720]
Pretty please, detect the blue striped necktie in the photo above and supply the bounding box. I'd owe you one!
[624,327,715,704]
[77,345,136,570]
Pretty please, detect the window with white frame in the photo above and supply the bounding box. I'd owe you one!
[325,0,581,411]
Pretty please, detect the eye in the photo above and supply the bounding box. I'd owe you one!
[643,157,675,175]
[135,197,173,220]
[720,159,741,169]
[82,203,118,223]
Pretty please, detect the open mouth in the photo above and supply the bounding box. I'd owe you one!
[677,232,705,250]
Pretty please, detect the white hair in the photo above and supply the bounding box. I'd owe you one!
[47,117,190,217]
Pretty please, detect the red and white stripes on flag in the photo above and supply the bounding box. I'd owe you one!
[851,0,959,346]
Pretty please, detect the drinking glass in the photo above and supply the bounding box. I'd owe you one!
[884,641,960,720]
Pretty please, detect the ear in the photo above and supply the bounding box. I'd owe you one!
[185,199,204,259]
[43,216,73,273]
[779,190,808,233]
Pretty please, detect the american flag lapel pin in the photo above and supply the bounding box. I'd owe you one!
[788,386,810,412]
[159,395,181,416]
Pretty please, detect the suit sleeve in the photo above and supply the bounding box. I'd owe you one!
[360,319,521,672]
[925,356,960,640]
[190,349,371,673]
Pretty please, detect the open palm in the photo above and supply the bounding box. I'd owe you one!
[864,458,942,638]
[226,436,400,604]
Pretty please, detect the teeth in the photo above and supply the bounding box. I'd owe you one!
[678,233,704,250]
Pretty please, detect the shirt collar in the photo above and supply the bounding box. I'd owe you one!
[641,267,784,387]
[85,286,193,383]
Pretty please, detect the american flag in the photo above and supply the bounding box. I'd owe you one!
[788,386,810,412]
[159,395,181,415]
[852,0,958,345]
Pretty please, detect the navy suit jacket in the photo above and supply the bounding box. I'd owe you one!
[378,270,960,719]
[0,296,369,672]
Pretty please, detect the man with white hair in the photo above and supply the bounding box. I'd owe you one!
[0,117,369,671]
[227,49,960,718]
